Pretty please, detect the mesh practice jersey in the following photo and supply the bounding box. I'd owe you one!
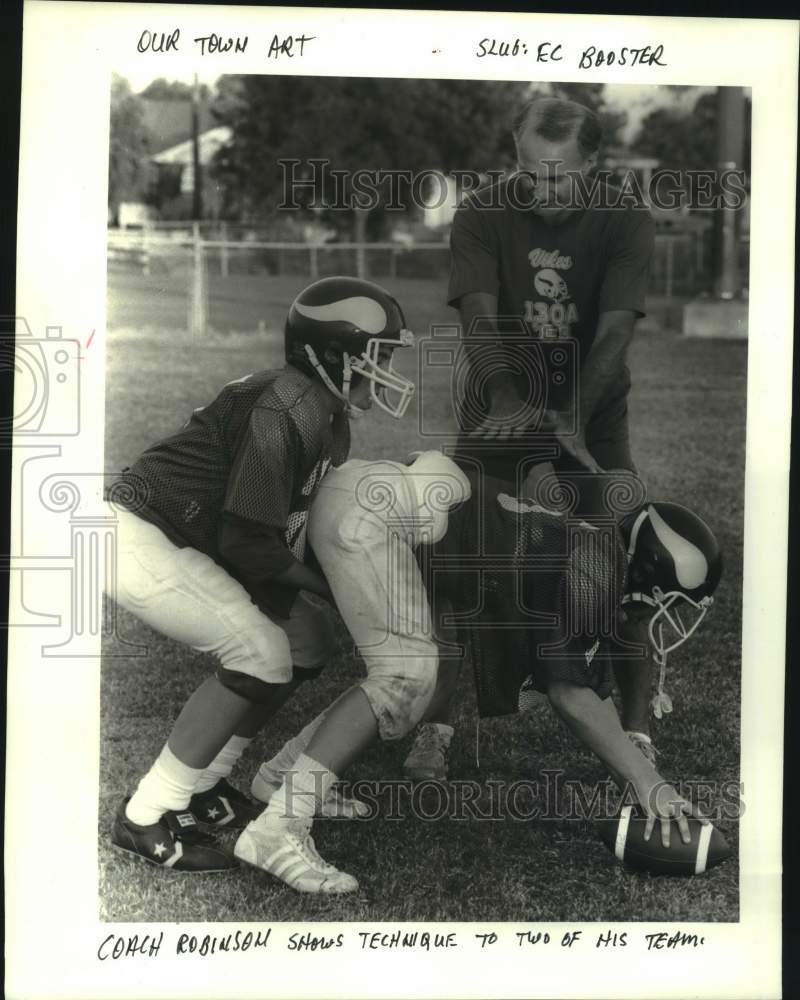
[423,477,628,717]
[114,367,350,616]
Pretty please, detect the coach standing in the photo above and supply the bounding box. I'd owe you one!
[405,96,659,777]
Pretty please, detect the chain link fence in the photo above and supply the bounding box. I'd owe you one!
[108,221,749,336]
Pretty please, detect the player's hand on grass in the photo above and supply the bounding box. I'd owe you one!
[639,779,710,849]
[540,410,604,474]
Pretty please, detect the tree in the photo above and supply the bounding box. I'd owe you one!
[211,75,529,238]
[108,74,152,221]
[139,77,211,102]
[633,90,751,171]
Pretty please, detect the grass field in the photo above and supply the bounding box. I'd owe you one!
[101,272,746,923]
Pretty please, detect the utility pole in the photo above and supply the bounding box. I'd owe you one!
[191,73,203,220]
[683,86,749,338]
[712,86,745,299]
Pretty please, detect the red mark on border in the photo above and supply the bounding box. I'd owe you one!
[86,329,96,349]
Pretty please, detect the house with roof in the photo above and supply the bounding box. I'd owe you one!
[148,123,231,219]
[140,98,215,152]
[114,99,231,225]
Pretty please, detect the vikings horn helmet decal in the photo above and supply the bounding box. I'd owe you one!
[620,501,723,717]
[284,276,415,419]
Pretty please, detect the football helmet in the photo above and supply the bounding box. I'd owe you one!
[285,276,415,419]
[620,501,723,717]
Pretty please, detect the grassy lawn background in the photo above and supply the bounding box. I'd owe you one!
[101,271,746,923]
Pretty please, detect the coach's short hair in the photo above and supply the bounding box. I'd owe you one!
[512,97,602,158]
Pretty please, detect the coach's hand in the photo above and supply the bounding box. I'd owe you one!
[467,394,542,441]
[639,778,710,849]
[541,410,604,474]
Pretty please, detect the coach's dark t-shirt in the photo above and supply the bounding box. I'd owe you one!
[448,177,654,471]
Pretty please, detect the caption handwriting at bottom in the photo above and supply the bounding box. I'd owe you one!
[97,926,706,960]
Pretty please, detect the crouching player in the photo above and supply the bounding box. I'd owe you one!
[424,481,721,846]
[106,276,416,872]
[403,475,724,787]
[233,451,471,892]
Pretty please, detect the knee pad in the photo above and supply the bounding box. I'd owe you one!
[283,594,338,671]
[216,667,289,704]
[360,671,437,742]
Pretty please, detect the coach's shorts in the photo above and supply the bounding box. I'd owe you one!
[108,507,336,683]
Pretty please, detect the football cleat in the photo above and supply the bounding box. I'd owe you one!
[189,778,265,829]
[250,766,370,819]
[402,722,453,782]
[111,798,238,872]
[626,731,658,766]
[285,276,415,419]
[234,818,359,894]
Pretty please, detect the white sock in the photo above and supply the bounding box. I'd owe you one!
[257,713,327,787]
[125,744,204,826]
[259,753,337,827]
[194,735,253,794]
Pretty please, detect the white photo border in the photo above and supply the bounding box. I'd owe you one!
[8,4,797,999]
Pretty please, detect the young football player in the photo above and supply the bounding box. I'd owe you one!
[233,450,471,892]
[412,478,720,837]
[107,275,416,872]
[238,467,716,893]
[406,482,723,816]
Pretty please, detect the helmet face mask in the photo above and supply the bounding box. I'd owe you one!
[620,501,722,717]
[284,277,415,420]
[624,587,712,664]
[349,330,415,418]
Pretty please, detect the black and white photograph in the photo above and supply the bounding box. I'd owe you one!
[100,72,749,925]
[6,5,796,999]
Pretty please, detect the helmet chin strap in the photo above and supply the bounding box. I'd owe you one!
[650,633,673,720]
[622,592,674,719]
[644,590,712,719]
[624,506,713,721]
[303,345,363,419]
[303,338,414,421]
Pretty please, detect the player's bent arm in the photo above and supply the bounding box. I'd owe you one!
[269,561,333,603]
[549,681,704,846]
[459,291,499,337]
[547,680,657,795]
[218,513,333,602]
[578,310,637,427]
